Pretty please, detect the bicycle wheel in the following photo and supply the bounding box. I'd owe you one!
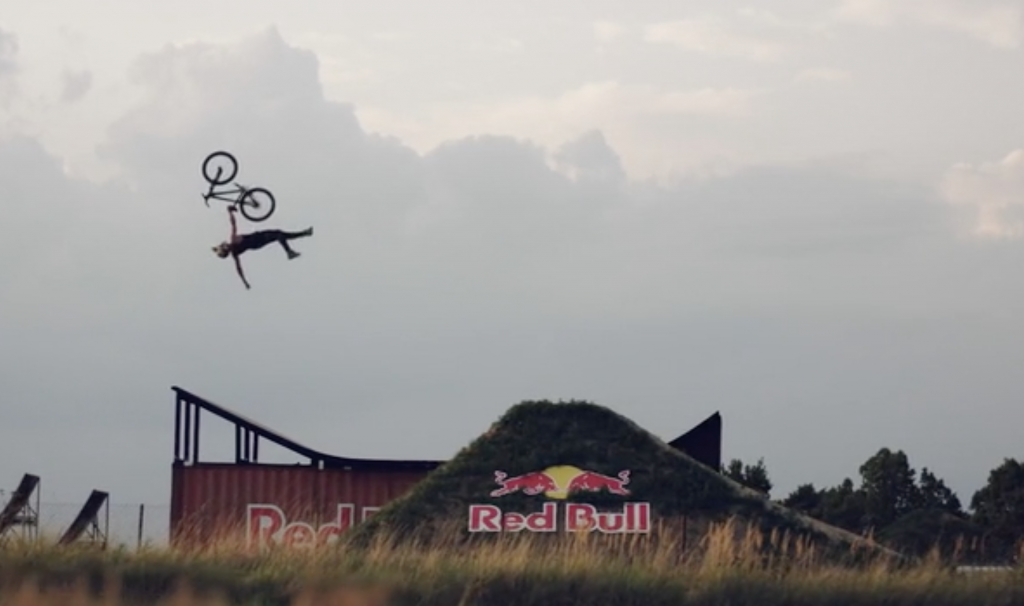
[202,151,238,185]
[238,187,276,222]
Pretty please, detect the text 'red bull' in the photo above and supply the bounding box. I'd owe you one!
[247,504,379,548]
[468,502,650,533]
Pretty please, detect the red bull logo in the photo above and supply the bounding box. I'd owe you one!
[489,470,560,496]
[490,467,631,498]
[468,465,651,533]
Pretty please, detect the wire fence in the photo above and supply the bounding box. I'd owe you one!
[4,501,172,550]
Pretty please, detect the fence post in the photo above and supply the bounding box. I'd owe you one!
[137,504,145,550]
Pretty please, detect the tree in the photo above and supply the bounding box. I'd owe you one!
[858,447,921,530]
[877,507,983,559]
[970,458,1024,560]
[781,478,868,534]
[783,483,822,515]
[778,449,974,557]
[817,477,868,533]
[722,457,773,496]
[918,467,962,515]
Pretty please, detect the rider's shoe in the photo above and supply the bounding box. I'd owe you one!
[288,250,301,260]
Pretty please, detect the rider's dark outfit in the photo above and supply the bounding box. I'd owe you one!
[231,229,310,256]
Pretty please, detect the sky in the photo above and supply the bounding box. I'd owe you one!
[2,0,1024,541]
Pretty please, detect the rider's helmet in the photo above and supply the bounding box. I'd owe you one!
[212,242,231,258]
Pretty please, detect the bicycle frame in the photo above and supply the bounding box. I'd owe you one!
[203,181,250,208]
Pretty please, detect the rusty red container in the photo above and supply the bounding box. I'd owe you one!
[170,463,432,548]
[168,386,440,548]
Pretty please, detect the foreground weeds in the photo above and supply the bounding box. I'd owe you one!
[0,517,1021,605]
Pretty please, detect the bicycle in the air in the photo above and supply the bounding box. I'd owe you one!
[200,150,277,223]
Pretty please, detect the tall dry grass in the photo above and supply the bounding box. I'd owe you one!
[0,516,1021,605]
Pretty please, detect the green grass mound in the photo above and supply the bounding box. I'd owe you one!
[346,400,900,563]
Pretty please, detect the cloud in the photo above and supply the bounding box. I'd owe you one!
[470,37,524,53]
[289,32,380,89]
[58,25,87,49]
[833,0,902,26]
[794,67,852,84]
[735,8,835,35]
[356,80,763,182]
[593,21,627,43]
[552,129,627,187]
[0,28,18,103]
[940,149,1024,238]
[643,9,832,63]
[644,17,788,62]
[59,69,93,104]
[834,0,1024,49]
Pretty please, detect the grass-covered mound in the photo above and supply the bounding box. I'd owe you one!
[346,400,899,563]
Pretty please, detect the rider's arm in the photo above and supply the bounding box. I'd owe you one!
[229,207,238,239]
[233,255,250,290]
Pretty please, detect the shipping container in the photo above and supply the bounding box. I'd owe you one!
[168,386,721,548]
[169,386,441,548]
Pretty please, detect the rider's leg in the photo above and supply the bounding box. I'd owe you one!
[273,228,312,259]
[280,227,313,239]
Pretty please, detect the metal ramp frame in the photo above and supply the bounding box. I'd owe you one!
[57,490,109,548]
[172,385,443,471]
[0,473,41,546]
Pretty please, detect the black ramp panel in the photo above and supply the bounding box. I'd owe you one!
[57,490,108,545]
[668,412,722,471]
[0,474,40,535]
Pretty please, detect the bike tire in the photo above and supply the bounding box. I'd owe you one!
[202,151,238,186]
[239,187,276,222]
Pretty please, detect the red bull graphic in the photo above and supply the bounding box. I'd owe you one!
[469,465,651,533]
[470,502,559,532]
[469,502,650,533]
[566,470,631,496]
[490,470,560,496]
[246,503,379,548]
[490,465,631,499]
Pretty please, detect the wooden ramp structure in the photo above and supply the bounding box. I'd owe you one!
[0,473,40,546]
[57,490,109,548]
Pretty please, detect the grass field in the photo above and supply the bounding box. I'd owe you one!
[0,516,1020,606]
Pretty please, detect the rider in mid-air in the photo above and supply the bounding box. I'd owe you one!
[212,207,313,289]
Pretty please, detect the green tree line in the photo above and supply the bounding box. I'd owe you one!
[721,450,1024,563]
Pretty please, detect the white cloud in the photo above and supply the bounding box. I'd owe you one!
[644,17,788,62]
[834,0,1024,49]
[59,69,92,104]
[469,37,524,53]
[370,31,405,43]
[355,80,763,181]
[643,8,832,63]
[794,67,852,84]
[0,28,18,104]
[736,8,835,35]
[593,21,626,43]
[833,0,898,26]
[940,149,1024,238]
[552,129,626,186]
